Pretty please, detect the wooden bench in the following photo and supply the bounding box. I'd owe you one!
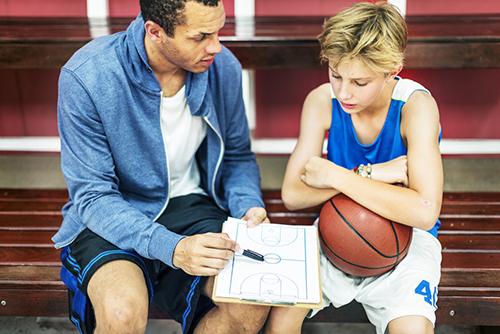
[1,188,499,330]
[0,14,499,69]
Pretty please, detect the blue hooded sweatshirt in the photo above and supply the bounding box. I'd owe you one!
[52,15,264,268]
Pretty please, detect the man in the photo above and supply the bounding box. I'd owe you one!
[53,1,270,333]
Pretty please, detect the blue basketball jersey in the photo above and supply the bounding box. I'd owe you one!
[326,77,441,237]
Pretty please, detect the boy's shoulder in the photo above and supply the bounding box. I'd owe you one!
[306,83,332,104]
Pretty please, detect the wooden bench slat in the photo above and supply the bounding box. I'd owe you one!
[440,217,500,231]
[439,234,500,250]
[1,266,497,289]
[436,297,500,326]
[441,270,500,287]
[0,214,61,229]
[0,289,68,317]
[2,246,499,270]
[0,265,60,281]
[0,189,67,199]
[0,230,54,246]
[0,247,60,265]
[2,231,498,252]
[0,202,64,211]
[439,287,500,297]
[442,251,500,269]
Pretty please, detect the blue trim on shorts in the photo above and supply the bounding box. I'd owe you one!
[70,315,83,334]
[77,249,154,301]
[61,246,81,275]
[182,276,201,333]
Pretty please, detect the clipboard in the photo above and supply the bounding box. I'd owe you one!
[212,218,322,308]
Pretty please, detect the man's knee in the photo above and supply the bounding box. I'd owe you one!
[88,260,149,333]
[219,303,270,332]
[95,297,148,333]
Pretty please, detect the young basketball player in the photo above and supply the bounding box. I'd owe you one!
[263,3,443,334]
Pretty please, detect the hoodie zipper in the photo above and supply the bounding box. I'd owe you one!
[203,116,224,209]
[154,92,171,221]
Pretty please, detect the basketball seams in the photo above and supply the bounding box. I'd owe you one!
[329,199,400,259]
[389,222,401,267]
[319,234,402,271]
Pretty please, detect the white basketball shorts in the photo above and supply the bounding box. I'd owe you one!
[311,223,442,334]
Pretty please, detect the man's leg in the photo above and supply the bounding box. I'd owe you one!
[87,260,149,334]
[194,276,270,334]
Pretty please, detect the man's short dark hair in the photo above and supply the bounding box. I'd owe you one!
[140,0,220,37]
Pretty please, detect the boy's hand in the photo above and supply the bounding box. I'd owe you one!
[371,155,408,186]
[242,207,270,228]
[173,233,237,276]
[301,156,337,189]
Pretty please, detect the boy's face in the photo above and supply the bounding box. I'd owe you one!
[155,1,226,73]
[328,57,390,114]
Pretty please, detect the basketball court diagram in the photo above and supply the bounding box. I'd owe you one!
[214,218,321,305]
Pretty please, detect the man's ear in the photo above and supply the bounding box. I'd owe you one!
[144,20,165,43]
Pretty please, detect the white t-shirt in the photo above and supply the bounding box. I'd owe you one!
[160,86,207,198]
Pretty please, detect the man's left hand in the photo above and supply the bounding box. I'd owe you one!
[242,207,270,228]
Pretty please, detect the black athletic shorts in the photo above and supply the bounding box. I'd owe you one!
[60,194,228,334]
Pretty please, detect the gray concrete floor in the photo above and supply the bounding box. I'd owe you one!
[0,317,483,334]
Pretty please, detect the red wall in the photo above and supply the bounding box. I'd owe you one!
[0,0,86,17]
[0,0,234,17]
[108,0,234,18]
[256,0,358,16]
[0,70,58,136]
[407,0,500,15]
[254,69,500,139]
[256,0,500,16]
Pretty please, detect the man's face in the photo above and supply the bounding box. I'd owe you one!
[158,1,225,73]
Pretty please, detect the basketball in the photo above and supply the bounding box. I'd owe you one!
[318,193,413,277]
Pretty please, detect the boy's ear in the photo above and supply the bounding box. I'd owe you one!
[387,65,403,81]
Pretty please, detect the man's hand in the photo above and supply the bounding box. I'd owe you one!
[242,207,270,228]
[300,156,338,189]
[172,233,237,276]
[371,155,408,186]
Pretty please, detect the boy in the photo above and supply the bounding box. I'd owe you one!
[264,3,443,334]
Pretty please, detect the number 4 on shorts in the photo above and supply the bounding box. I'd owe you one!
[414,279,437,307]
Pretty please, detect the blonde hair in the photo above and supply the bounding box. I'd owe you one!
[318,2,407,74]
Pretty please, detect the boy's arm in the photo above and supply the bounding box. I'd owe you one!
[281,84,340,211]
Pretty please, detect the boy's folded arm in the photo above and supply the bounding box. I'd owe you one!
[282,85,339,210]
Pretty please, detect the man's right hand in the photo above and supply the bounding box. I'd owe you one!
[172,232,238,276]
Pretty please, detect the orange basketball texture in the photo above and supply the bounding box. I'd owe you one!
[319,194,413,277]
